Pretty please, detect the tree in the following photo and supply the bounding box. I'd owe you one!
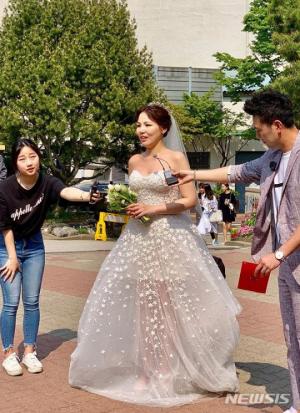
[215,0,300,123]
[173,92,255,167]
[269,0,300,121]
[0,0,161,183]
[168,103,211,153]
[214,0,282,102]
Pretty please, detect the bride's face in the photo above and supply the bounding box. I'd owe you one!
[136,112,166,148]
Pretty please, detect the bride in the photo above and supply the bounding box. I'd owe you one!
[69,104,241,407]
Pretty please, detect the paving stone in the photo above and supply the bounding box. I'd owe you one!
[0,242,292,412]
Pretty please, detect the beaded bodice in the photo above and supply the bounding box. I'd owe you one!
[129,170,180,205]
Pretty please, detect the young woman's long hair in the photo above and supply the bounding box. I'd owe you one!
[204,183,214,201]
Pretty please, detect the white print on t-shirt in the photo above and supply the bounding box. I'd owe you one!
[10,193,45,221]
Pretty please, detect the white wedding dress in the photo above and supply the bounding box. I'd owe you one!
[69,170,241,407]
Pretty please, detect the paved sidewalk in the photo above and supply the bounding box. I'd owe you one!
[0,239,290,413]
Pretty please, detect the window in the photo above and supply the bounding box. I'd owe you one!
[186,152,210,169]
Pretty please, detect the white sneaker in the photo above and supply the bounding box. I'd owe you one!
[212,239,216,245]
[283,407,298,413]
[22,351,43,373]
[2,352,23,376]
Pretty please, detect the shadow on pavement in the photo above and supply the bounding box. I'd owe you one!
[236,361,290,412]
[17,328,77,361]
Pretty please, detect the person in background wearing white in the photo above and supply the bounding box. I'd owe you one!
[197,183,219,245]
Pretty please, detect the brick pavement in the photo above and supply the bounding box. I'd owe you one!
[0,242,290,413]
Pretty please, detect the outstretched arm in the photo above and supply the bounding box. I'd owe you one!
[175,151,269,186]
[60,187,100,203]
[174,167,230,185]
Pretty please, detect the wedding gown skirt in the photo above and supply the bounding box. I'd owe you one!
[69,170,241,407]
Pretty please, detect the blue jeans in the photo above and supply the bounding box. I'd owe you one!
[0,231,45,351]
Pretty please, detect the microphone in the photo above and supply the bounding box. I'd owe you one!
[269,161,277,172]
[153,155,178,186]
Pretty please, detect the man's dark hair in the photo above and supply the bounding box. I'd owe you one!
[244,89,295,127]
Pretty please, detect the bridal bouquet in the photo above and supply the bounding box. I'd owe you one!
[106,184,150,224]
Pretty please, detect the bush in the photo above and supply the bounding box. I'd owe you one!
[236,211,256,240]
[243,211,257,227]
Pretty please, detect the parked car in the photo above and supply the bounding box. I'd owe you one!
[75,181,109,195]
[57,181,108,219]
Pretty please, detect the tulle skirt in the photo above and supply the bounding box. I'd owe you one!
[69,213,241,407]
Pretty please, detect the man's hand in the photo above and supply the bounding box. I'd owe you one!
[254,253,281,277]
[173,170,194,185]
[0,258,20,283]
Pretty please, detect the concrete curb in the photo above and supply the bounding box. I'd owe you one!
[44,239,116,253]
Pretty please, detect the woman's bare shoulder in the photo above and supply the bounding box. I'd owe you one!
[165,150,188,168]
[164,149,185,161]
[128,153,143,165]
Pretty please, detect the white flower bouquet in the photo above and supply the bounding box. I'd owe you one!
[106,184,150,224]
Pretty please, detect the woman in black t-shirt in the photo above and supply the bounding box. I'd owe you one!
[0,139,99,376]
[218,183,237,243]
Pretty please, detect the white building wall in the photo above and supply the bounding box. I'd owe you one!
[126,0,250,68]
[1,1,251,68]
[0,0,8,19]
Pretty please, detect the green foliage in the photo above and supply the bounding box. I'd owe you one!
[269,0,300,122]
[244,211,257,227]
[270,0,300,63]
[214,0,282,102]
[214,0,300,123]
[46,206,89,222]
[168,103,203,147]
[0,0,161,183]
[77,226,89,234]
[173,91,254,166]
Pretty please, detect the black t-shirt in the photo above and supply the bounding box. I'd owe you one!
[219,192,236,210]
[0,174,66,239]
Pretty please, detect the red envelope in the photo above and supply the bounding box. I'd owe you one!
[237,261,270,293]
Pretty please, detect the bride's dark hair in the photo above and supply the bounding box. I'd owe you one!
[135,104,172,137]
